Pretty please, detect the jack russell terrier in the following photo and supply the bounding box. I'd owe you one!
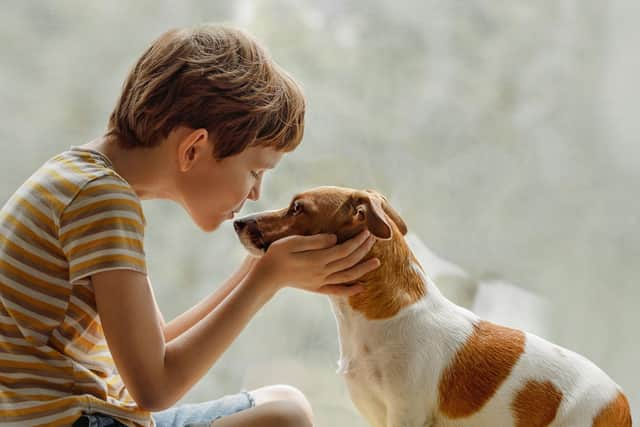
[233,186,631,427]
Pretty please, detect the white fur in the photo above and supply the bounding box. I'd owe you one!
[330,262,622,427]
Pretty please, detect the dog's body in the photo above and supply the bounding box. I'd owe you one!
[330,258,625,427]
[234,186,631,427]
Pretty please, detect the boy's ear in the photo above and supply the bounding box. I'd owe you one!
[176,128,209,172]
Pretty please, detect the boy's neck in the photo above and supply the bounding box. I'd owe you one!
[81,134,179,201]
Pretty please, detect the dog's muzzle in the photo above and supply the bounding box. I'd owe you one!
[233,218,269,251]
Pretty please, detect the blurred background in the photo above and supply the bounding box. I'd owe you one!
[1,1,637,425]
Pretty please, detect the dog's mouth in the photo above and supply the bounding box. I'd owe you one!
[248,228,270,252]
[234,217,274,256]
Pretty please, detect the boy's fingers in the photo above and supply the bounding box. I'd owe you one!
[325,235,375,273]
[325,258,380,285]
[321,230,370,262]
[290,233,337,252]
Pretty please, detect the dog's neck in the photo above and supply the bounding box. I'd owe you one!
[345,228,428,320]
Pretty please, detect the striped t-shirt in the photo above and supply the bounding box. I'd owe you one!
[0,147,151,426]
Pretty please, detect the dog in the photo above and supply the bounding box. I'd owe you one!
[233,186,631,427]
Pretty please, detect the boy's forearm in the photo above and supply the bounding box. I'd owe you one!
[162,256,256,343]
[158,269,278,407]
[162,273,241,343]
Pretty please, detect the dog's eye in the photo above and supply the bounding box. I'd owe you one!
[291,201,304,216]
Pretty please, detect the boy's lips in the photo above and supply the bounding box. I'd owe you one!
[225,206,242,219]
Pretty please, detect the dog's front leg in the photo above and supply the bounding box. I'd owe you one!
[385,416,434,427]
[345,382,387,427]
[384,402,434,427]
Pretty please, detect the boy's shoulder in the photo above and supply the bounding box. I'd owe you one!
[48,146,129,192]
[3,146,142,227]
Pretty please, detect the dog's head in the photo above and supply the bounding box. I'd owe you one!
[233,186,407,256]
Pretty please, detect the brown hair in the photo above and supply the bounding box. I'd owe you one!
[106,24,305,159]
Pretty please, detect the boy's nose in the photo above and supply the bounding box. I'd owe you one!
[249,180,262,201]
[248,188,258,201]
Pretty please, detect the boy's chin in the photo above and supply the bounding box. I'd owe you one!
[194,215,226,233]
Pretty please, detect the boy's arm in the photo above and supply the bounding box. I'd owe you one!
[159,255,258,343]
[93,266,276,412]
[93,232,376,411]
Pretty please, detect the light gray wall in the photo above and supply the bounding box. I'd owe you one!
[1,1,637,424]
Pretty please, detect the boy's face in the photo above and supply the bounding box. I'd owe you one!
[176,140,283,232]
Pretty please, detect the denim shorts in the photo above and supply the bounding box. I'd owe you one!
[72,391,255,427]
[153,391,256,426]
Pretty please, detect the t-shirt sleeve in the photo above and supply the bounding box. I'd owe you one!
[59,174,147,283]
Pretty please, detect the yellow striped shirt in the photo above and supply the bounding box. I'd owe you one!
[0,147,152,426]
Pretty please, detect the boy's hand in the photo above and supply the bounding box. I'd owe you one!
[250,230,380,296]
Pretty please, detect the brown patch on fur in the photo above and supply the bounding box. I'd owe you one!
[511,380,562,427]
[363,344,370,354]
[592,391,632,427]
[347,226,426,319]
[438,320,526,418]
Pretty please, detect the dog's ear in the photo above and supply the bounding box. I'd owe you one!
[364,189,408,236]
[353,195,393,240]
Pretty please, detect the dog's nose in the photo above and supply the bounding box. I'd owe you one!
[233,218,257,234]
[233,219,246,234]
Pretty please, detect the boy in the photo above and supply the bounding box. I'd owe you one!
[0,24,380,427]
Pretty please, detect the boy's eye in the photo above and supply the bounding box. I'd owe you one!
[250,170,260,179]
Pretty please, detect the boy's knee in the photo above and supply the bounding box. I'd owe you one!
[250,384,313,425]
[262,400,313,427]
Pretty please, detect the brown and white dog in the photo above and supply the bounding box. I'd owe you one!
[233,186,631,427]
